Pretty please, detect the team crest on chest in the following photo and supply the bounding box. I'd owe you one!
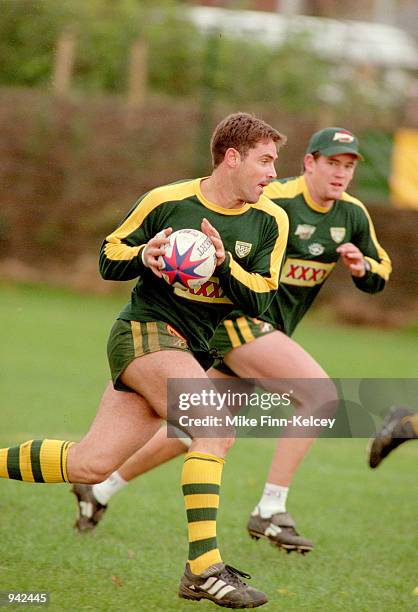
[330,227,346,243]
[308,242,325,256]
[295,224,316,240]
[235,240,252,258]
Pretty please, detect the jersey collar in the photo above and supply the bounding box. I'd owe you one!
[302,176,334,214]
[195,178,252,215]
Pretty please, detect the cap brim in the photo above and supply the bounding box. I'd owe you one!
[318,145,364,161]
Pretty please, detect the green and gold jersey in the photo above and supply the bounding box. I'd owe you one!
[100,178,288,362]
[223,175,391,337]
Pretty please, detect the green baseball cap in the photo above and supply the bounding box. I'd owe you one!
[306,127,364,160]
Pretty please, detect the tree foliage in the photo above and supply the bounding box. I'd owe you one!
[0,0,405,121]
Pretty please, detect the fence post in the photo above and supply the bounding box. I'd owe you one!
[52,29,76,96]
[127,38,148,111]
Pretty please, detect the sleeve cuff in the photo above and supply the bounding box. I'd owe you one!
[216,252,231,275]
[140,245,147,267]
[136,244,148,271]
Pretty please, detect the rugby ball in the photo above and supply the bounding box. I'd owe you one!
[159,229,217,291]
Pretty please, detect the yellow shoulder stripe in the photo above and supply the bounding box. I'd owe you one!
[264,176,304,200]
[228,199,289,292]
[104,180,196,261]
[341,193,392,281]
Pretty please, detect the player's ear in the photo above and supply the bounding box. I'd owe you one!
[224,147,240,168]
[303,153,315,173]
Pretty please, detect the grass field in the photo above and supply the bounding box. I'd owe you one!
[0,282,417,611]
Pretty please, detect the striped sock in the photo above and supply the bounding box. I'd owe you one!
[0,439,74,483]
[181,451,224,575]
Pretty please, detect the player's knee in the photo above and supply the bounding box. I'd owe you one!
[293,377,338,416]
[315,378,339,417]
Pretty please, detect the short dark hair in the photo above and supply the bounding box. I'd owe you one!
[211,112,286,168]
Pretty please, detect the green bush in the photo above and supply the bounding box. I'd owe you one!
[0,1,340,102]
[0,0,405,127]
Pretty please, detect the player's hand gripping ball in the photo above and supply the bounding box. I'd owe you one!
[158,228,217,291]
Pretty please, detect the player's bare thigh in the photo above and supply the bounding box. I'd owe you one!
[121,350,236,455]
[224,331,337,410]
[121,350,208,418]
[224,330,327,378]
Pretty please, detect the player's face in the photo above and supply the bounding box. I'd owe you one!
[306,153,357,206]
[236,139,278,203]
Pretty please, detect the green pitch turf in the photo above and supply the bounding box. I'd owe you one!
[0,282,417,611]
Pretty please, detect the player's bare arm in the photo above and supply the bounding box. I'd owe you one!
[336,242,367,277]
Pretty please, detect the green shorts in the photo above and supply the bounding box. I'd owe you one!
[210,315,277,375]
[107,319,191,391]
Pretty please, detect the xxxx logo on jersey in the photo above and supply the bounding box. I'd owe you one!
[174,277,233,304]
[281,258,335,287]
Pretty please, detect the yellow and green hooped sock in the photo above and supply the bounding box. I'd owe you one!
[0,439,74,483]
[181,451,224,575]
